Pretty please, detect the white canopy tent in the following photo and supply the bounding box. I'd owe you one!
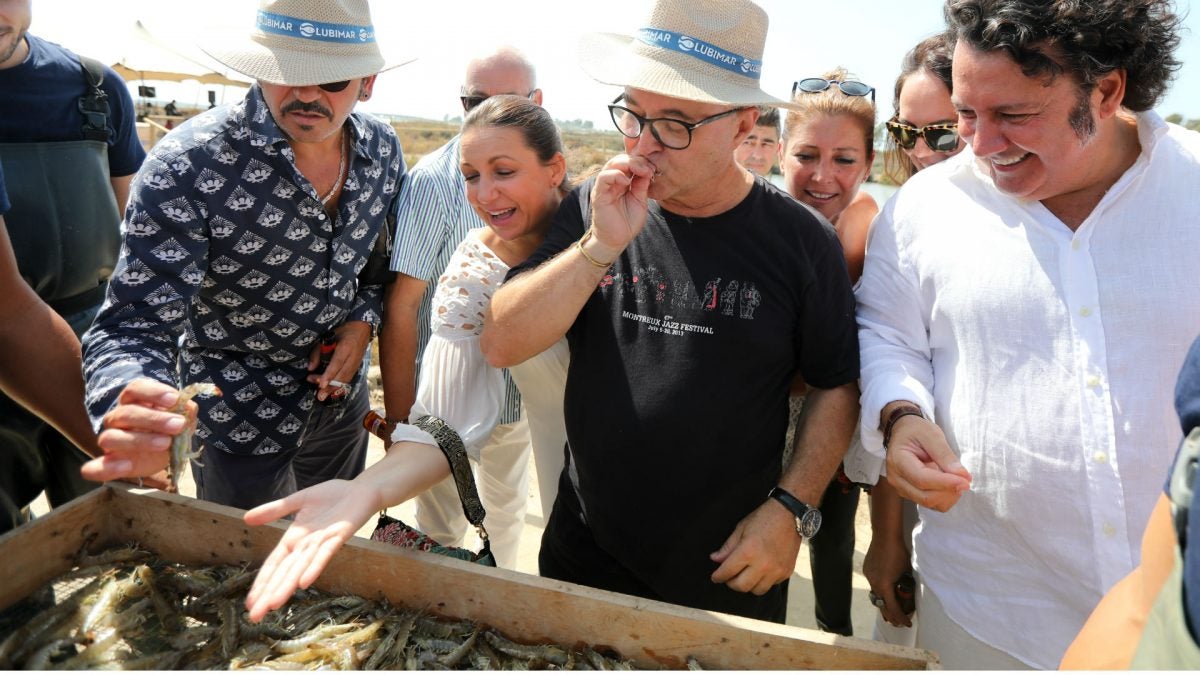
[111,21,251,108]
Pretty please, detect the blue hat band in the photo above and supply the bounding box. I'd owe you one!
[636,28,762,80]
[257,10,376,44]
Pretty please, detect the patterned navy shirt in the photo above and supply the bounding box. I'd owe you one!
[83,86,405,457]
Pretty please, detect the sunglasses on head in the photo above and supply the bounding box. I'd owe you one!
[792,78,875,104]
[317,80,352,93]
[885,120,961,153]
[460,90,537,113]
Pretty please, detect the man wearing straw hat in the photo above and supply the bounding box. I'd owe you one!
[483,0,860,622]
[81,0,409,510]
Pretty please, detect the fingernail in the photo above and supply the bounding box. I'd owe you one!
[112,460,132,473]
[165,416,186,433]
[152,435,171,449]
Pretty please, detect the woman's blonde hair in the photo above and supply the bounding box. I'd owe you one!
[783,67,876,161]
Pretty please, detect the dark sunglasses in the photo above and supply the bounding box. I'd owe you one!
[460,90,537,113]
[792,78,875,104]
[318,80,352,93]
[886,120,961,153]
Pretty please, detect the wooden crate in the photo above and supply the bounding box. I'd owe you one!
[0,485,938,670]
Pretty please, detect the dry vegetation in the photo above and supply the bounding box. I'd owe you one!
[390,120,625,180]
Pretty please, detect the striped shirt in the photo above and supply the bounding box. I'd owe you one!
[389,135,520,423]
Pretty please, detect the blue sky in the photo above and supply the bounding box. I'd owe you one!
[32,0,1200,125]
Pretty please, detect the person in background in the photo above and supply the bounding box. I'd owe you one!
[853,32,962,647]
[781,68,877,284]
[774,66,877,636]
[734,105,779,176]
[163,99,179,117]
[0,0,146,533]
[382,46,549,560]
[242,96,570,619]
[1061,335,1200,669]
[82,0,407,510]
[482,0,860,623]
[881,34,962,185]
[856,0,1199,667]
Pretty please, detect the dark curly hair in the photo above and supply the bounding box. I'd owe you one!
[944,0,1183,113]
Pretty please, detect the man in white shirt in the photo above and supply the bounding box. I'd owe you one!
[855,0,1200,668]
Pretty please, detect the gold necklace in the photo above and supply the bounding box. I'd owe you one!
[319,134,347,206]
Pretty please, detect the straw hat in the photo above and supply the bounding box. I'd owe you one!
[200,0,413,87]
[578,0,791,108]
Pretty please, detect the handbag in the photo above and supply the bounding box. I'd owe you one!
[369,414,497,566]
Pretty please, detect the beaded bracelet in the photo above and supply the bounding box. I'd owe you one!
[882,404,926,449]
[575,229,615,268]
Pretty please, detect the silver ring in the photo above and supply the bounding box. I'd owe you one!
[328,379,349,388]
[869,591,886,609]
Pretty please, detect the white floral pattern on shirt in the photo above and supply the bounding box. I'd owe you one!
[83,86,405,456]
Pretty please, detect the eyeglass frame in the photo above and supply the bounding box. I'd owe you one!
[460,90,538,113]
[885,119,961,153]
[792,78,876,104]
[607,95,747,150]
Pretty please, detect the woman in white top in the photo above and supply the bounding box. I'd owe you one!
[241,96,569,621]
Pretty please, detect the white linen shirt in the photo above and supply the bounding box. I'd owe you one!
[855,112,1200,668]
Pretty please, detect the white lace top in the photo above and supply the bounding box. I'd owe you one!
[407,229,508,460]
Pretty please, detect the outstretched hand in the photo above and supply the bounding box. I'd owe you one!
[243,479,379,622]
[709,501,801,596]
[885,415,971,512]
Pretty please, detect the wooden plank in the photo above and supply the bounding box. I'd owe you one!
[0,487,116,611]
[3,486,938,669]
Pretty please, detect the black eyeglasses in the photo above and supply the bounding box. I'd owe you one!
[460,90,537,113]
[792,78,875,104]
[318,80,352,93]
[607,96,745,150]
[886,120,961,153]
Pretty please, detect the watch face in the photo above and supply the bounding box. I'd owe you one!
[799,509,822,539]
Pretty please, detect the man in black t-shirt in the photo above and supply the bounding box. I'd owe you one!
[482,0,860,623]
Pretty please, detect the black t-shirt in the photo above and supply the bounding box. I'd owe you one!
[508,176,859,610]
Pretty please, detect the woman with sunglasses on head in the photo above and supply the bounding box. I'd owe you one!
[774,67,877,637]
[240,96,571,621]
[782,69,878,285]
[856,34,962,649]
[883,34,963,185]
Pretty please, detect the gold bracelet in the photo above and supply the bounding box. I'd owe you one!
[574,230,615,269]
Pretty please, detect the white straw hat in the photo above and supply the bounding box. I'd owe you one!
[578,0,791,108]
[200,0,413,87]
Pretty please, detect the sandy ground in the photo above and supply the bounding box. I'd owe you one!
[31,366,886,639]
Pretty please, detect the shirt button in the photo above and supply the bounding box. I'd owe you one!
[1071,239,1081,251]
[318,213,327,221]
[1102,523,1117,537]
[1079,306,1092,318]
[1087,375,1101,388]
[1093,451,1108,464]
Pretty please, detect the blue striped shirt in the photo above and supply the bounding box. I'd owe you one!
[389,135,520,423]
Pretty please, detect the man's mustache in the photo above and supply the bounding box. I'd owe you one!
[281,100,332,118]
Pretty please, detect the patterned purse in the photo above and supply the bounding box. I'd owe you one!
[369,415,497,566]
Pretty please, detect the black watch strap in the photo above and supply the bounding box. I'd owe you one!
[768,486,822,538]
[768,486,810,518]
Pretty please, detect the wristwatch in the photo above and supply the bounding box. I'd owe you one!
[768,486,822,539]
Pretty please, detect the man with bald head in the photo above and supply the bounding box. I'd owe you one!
[380,46,542,568]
